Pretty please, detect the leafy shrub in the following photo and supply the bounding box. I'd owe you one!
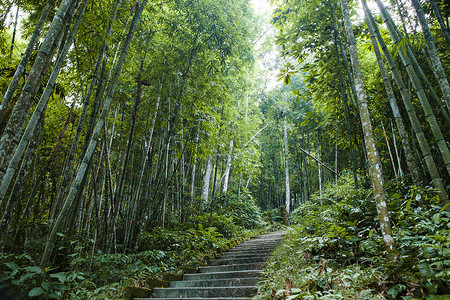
[195,213,240,238]
[214,189,265,229]
[0,253,84,299]
[256,177,450,299]
[139,223,231,267]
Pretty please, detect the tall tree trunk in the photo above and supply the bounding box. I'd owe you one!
[222,139,233,193]
[342,0,395,252]
[364,1,449,207]
[201,157,212,205]
[111,68,142,250]
[130,97,160,252]
[391,122,404,179]
[375,0,450,177]
[0,0,88,201]
[208,150,220,226]
[364,6,420,184]
[412,49,450,125]
[9,6,19,58]
[410,0,450,111]
[0,108,44,249]
[327,0,359,188]
[24,99,77,213]
[283,113,290,226]
[381,121,398,178]
[0,0,56,125]
[0,0,76,168]
[430,0,450,50]
[53,0,119,221]
[40,0,147,267]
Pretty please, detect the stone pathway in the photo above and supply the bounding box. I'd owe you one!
[138,230,286,300]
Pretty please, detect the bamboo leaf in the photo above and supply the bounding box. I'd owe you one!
[28,287,44,297]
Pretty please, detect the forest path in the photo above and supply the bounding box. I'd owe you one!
[139,230,286,300]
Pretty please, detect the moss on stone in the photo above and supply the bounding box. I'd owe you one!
[123,286,152,299]
[181,266,197,274]
[162,272,183,282]
[144,277,170,288]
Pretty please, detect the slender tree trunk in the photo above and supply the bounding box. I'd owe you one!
[327,0,359,187]
[53,0,119,220]
[24,99,77,211]
[410,0,450,111]
[40,0,147,266]
[283,113,290,226]
[364,1,449,207]
[111,70,142,250]
[381,121,398,178]
[413,48,450,125]
[430,0,450,50]
[0,0,76,167]
[0,0,56,125]
[342,0,395,252]
[0,108,44,249]
[201,157,212,205]
[161,139,170,228]
[222,139,233,193]
[130,97,160,251]
[9,6,19,58]
[208,150,220,226]
[364,7,420,184]
[0,3,12,26]
[375,0,450,177]
[391,122,404,178]
[0,0,88,201]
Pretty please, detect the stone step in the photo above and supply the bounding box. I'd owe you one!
[170,277,260,287]
[219,252,271,259]
[226,247,276,253]
[210,256,268,266]
[239,239,282,243]
[225,247,276,253]
[235,244,282,248]
[143,230,287,299]
[143,298,251,300]
[199,262,265,273]
[184,270,263,281]
[152,286,257,298]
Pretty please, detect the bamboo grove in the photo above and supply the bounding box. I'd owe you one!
[0,0,449,291]
[260,0,449,250]
[0,0,263,266]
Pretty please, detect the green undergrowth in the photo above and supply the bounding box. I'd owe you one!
[0,217,266,299]
[0,192,271,299]
[254,173,450,300]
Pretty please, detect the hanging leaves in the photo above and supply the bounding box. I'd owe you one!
[277,62,298,85]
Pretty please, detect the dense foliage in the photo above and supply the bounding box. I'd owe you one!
[0,201,266,298]
[255,174,449,299]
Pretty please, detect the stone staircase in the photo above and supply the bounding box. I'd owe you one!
[137,230,285,300]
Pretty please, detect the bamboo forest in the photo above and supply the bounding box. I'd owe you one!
[0,0,449,298]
